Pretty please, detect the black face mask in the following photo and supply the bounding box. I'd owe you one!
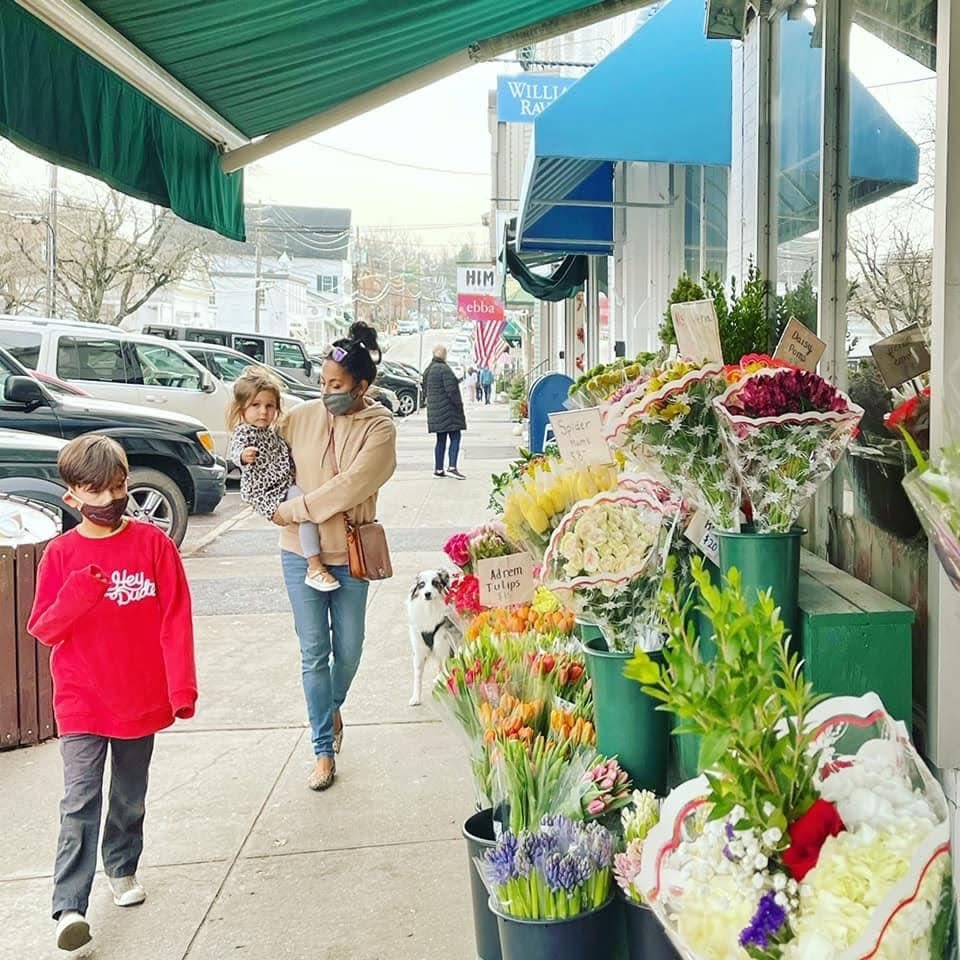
[75,495,129,530]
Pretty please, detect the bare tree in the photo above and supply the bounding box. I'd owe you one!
[19,190,209,326]
[0,214,44,313]
[848,220,932,339]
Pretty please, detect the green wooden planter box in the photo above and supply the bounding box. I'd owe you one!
[797,552,914,731]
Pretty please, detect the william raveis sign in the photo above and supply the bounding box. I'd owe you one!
[496,75,577,123]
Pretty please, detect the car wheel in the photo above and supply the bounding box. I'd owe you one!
[396,390,417,417]
[127,468,189,546]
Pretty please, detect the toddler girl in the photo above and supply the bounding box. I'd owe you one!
[227,367,338,592]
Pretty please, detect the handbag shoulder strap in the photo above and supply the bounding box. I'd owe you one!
[326,422,378,527]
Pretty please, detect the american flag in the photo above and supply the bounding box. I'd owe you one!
[473,318,507,369]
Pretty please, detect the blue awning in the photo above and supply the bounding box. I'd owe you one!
[518,0,732,255]
[518,0,920,256]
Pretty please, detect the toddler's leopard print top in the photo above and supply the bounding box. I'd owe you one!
[228,424,295,519]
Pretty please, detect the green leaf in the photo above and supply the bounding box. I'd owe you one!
[624,652,661,686]
[698,730,732,770]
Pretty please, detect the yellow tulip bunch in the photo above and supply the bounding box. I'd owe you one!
[502,461,618,558]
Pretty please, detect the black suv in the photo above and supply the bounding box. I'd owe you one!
[0,348,225,545]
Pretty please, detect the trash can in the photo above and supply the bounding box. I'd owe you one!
[0,496,60,749]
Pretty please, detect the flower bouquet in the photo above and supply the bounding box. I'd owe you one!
[713,367,864,533]
[568,354,658,410]
[614,790,661,905]
[899,377,960,590]
[478,815,615,921]
[501,459,619,560]
[540,487,681,652]
[605,360,741,530]
[627,561,953,960]
[465,592,577,643]
[444,522,520,575]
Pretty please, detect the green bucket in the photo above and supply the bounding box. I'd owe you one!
[716,527,804,640]
[579,626,669,795]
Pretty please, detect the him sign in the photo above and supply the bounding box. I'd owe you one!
[457,263,504,325]
[496,75,577,123]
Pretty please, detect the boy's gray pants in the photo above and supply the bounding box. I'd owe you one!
[52,734,154,919]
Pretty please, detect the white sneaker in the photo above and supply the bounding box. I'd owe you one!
[304,572,340,593]
[108,874,146,907]
[56,911,91,951]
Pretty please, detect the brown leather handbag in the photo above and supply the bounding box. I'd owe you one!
[344,515,393,581]
[329,429,393,581]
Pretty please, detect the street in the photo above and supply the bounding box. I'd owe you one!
[0,401,517,960]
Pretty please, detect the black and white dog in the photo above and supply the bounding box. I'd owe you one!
[407,569,461,706]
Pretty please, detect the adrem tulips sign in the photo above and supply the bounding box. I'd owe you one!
[478,552,534,608]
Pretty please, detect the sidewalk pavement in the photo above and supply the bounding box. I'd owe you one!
[0,403,523,960]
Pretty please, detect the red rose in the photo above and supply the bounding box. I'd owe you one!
[782,799,845,881]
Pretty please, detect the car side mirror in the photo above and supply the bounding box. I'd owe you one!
[200,371,218,394]
[5,375,48,407]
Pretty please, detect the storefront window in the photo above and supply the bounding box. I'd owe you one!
[840,0,936,747]
[683,165,728,279]
[774,12,821,316]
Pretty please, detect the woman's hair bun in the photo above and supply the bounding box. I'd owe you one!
[349,321,380,357]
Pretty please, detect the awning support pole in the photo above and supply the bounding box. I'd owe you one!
[811,0,850,558]
[927,0,960,770]
[221,0,657,172]
[585,256,601,369]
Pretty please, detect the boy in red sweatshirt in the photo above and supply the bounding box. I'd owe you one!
[28,434,197,953]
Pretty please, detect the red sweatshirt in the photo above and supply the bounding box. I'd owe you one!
[28,520,197,739]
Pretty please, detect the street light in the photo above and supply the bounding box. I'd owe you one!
[13,213,57,317]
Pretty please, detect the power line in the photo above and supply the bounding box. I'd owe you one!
[304,141,488,177]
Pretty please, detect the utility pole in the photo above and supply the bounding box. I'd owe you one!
[46,164,58,317]
[417,295,424,372]
[254,220,262,333]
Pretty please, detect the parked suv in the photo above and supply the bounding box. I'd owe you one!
[142,324,317,385]
[0,348,225,545]
[0,317,234,456]
[0,429,80,531]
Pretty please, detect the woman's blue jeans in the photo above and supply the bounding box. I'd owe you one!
[281,552,370,758]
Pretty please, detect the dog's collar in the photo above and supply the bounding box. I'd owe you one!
[421,617,453,650]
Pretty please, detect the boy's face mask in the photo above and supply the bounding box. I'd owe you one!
[67,490,129,530]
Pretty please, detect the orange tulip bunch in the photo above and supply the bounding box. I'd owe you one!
[550,707,595,747]
[465,603,576,642]
[479,695,546,745]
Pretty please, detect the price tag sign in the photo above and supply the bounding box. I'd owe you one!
[478,553,535,609]
[869,324,931,388]
[671,300,724,364]
[773,317,827,372]
[684,510,720,566]
[549,408,613,466]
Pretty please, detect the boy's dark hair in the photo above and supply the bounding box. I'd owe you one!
[331,321,382,386]
[58,435,129,492]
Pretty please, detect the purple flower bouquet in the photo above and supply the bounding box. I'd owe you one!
[476,815,614,920]
[713,368,863,532]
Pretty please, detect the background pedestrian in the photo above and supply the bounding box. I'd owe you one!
[423,344,467,480]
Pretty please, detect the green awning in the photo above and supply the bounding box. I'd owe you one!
[0,1,245,240]
[3,0,652,239]
[503,319,523,344]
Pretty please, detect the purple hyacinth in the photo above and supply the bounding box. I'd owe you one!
[580,822,614,869]
[485,833,519,885]
[515,831,554,877]
[739,891,788,950]
[543,853,581,893]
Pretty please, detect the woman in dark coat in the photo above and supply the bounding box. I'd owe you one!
[423,345,467,479]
